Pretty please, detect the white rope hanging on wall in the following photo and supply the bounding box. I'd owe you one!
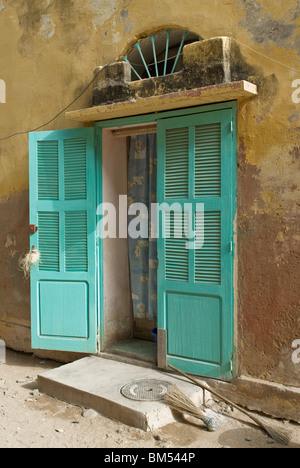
[19,249,40,278]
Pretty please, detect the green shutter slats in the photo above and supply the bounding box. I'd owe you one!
[195,124,221,197]
[195,211,221,284]
[165,211,189,281]
[165,238,189,281]
[165,128,189,199]
[37,141,59,200]
[38,212,60,271]
[65,211,88,272]
[64,138,87,201]
[163,121,223,285]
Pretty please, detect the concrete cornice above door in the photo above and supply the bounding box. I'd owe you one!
[66,37,258,123]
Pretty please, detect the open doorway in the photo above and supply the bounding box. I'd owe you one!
[128,132,158,341]
[101,125,158,365]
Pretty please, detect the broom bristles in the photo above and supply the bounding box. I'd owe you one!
[168,365,290,446]
[250,414,290,446]
[164,385,205,421]
[266,427,290,446]
[165,386,289,443]
[165,386,219,432]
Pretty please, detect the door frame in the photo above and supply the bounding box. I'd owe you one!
[95,101,237,379]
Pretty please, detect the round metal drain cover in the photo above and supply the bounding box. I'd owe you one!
[121,379,172,401]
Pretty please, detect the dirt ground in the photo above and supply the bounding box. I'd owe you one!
[0,349,299,449]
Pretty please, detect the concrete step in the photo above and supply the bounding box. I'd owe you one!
[38,356,205,431]
[99,351,157,369]
[105,339,157,365]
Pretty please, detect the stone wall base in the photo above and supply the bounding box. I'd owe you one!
[206,376,300,423]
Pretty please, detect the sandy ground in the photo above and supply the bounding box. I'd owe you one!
[0,349,299,449]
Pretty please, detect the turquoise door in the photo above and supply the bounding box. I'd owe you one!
[157,108,236,380]
[29,128,98,353]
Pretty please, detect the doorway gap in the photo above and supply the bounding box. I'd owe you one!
[101,124,158,366]
[105,339,157,365]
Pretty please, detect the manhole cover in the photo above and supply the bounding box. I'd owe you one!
[121,379,172,401]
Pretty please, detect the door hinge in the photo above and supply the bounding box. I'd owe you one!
[230,239,234,254]
[97,327,101,353]
[230,355,236,376]
[230,120,234,133]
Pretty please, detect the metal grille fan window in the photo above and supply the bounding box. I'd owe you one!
[124,29,202,81]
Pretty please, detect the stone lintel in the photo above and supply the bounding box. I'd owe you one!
[66,80,257,123]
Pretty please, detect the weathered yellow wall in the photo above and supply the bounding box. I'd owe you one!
[0,0,299,385]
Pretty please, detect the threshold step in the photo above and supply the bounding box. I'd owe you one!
[38,356,205,431]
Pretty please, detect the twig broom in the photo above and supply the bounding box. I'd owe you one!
[169,365,290,446]
[164,385,219,432]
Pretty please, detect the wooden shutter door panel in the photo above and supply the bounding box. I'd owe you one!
[29,128,98,353]
[157,108,236,380]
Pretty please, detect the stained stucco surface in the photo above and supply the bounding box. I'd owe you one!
[0,0,299,386]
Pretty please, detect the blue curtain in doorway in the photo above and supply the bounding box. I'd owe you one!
[128,134,158,323]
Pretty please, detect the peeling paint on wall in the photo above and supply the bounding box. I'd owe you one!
[38,14,56,39]
[237,0,297,47]
[90,0,120,28]
[5,234,16,249]
[0,1,6,14]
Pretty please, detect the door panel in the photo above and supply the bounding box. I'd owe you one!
[157,108,236,380]
[39,281,89,338]
[29,128,98,353]
[166,292,221,363]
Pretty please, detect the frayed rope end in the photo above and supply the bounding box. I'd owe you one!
[19,250,41,278]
